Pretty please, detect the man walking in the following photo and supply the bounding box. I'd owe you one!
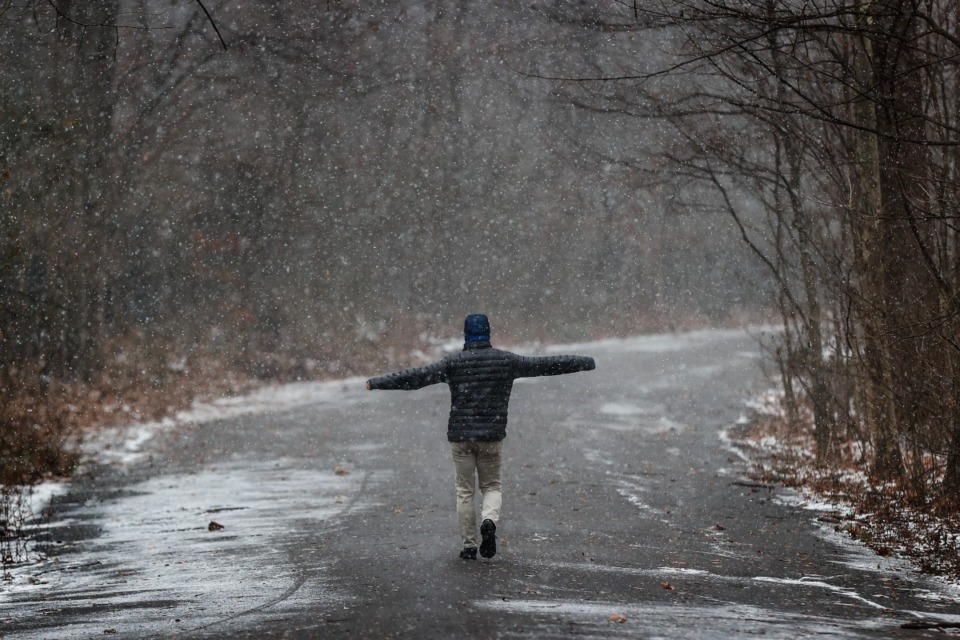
[366,314,595,560]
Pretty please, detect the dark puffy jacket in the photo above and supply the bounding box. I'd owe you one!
[367,341,595,442]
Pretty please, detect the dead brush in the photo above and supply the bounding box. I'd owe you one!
[0,485,32,576]
[741,397,960,580]
[0,366,81,487]
[0,365,80,567]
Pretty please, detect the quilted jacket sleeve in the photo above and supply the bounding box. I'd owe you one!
[367,360,448,390]
[512,354,595,379]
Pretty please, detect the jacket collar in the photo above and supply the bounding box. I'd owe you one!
[463,340,492,350]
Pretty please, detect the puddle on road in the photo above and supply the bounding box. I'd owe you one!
[1,460,377,639]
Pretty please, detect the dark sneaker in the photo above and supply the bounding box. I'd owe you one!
[479,519,497,558]
[459,547,478,560]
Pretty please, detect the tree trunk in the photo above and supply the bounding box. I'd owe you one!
[765,11,834,460]
[852,0,904,481]
[47,0,120,380]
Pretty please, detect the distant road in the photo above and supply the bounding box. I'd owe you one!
[3,328,959,638]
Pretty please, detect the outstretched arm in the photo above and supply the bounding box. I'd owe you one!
[367,360,447,390]
[513,354,595,378]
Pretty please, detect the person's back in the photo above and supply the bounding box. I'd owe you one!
[445,342,596,442]
[366,313,595,559]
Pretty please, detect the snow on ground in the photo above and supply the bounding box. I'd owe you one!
[88,376,368,466]
[22,482,69,520]
[599,402,653,417]
[3,460,376,638]
[717,427,753,464]
[542,327,772,355]
[612,477,664,519]
[1,374,371,631]
[774,487,856,518]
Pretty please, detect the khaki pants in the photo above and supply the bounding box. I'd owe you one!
[450,440,503,548]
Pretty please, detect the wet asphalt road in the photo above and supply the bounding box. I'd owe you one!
[3,328,960,639]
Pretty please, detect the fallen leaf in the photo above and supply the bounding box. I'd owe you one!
[103,629,117,635]
[608,614,627,623]
[208,521,224,531]
[660,581,674,590]
[335,466,350,476]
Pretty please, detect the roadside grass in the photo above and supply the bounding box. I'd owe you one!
[1,367,79,574]
[1,485,34,577]
[734,405,960,580]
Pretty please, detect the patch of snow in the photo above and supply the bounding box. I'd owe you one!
[645,416,684,435]
[752,576,887,610]
[614,479,661,517]
[24,482,69,519]
[817,521,917,577]
[912,589,960,605]
[774,487,853,515]
[87,376,368,467]
[717,428,752,463]
[744,388,785,416]
[581,448,615,467]
[902,610,960,624]
[599,402,650,417]
[541,561,719,578]
[0,461,377,637]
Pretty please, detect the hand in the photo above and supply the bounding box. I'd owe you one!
[366,381,372,390]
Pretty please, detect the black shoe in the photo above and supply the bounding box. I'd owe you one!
[459,547,477,560]
[479,519,497,558]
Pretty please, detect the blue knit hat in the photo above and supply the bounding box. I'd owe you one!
[464,313,490,343]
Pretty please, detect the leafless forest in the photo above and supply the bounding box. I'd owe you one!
[3,0,960,517]
[577,0,960,504]
[1,1,766,484]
